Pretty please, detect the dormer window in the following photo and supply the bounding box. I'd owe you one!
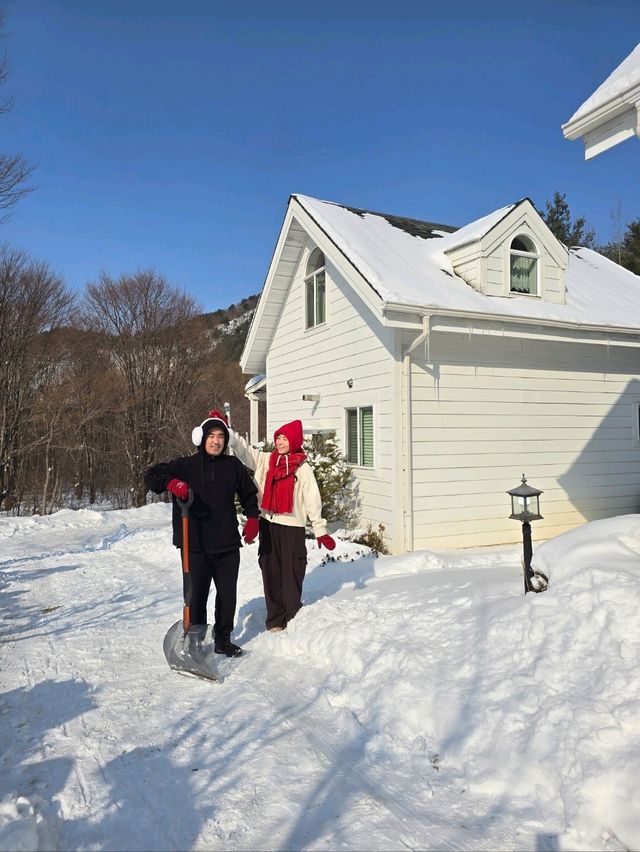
[305,248,326,328]
[509,235,539,295]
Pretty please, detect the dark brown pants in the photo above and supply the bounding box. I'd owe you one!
[258,519,307,629]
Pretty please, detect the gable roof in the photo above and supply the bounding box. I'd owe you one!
[562,43,640,159]
[240,194,640,374]
[295,194,640,328]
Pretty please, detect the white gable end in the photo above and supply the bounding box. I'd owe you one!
[241,196,386,375]
[241,208,307,374]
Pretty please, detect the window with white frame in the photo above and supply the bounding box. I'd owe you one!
[509,235,539,295]
[346,406,374,467]
[305,248,326,328]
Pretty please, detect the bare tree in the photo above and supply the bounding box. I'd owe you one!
[61,329,120,505]
[79,270,209,506]
[609,198,625,265]
[0,245,74,508]
[0,13,34,221]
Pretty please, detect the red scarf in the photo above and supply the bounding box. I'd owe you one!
[261,450,306,514]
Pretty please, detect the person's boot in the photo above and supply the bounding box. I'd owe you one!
[214,636,243,657]
[184,623,208,650]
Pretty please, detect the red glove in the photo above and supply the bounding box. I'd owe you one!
[167,478,189,501]
[243,517,259,544]
[317,534,336,551]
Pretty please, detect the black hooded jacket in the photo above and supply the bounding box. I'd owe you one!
[144,446,259,554]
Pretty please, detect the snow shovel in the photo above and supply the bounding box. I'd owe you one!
[163,489,221,682]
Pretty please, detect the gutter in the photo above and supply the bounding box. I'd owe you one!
[382,302,640,344]
[562,81,640,139]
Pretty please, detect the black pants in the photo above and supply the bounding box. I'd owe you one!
[258,519,307,629]
[182,549,240,641]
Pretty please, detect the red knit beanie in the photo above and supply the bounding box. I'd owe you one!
[273,420,304,452]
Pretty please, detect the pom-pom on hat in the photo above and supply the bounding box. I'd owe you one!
[192,409,229,447]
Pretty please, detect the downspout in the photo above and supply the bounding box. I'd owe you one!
[401,315,431,552]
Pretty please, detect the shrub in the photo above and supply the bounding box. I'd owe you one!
[351,522,389,556]
[303,432,359,528]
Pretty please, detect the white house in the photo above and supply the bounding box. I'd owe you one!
[562,42,640,159]
[240,194,640,553]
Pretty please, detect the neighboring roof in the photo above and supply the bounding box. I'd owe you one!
[244,373,266,392]
[294,194,640,331]
[562,43,640,159]
[568,43,640,123]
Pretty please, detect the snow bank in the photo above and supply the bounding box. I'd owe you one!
[270,517,640,851]
[2,506,639,850]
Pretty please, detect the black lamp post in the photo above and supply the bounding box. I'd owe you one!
[507,474,543,594]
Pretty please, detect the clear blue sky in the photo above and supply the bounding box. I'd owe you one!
[1,0,639,313]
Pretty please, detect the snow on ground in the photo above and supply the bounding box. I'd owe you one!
[1,505,639,851]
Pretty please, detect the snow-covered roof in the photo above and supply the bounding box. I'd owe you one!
[568,43,640,123]
[562,43,640,159]
[295,194,640,331]
[244,373,265,393]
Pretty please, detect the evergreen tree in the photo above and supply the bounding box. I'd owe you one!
[599,219,640,274]
[618,219,640,275]
[303,432,358,528]
[539,192,595,248]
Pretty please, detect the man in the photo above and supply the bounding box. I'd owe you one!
[145,409,259,657]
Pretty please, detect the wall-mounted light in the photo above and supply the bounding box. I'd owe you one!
[346,378,354,388]
[302,394,321,402]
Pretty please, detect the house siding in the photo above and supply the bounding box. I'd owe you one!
[409,327,640,549]
[265,242,397,538]
[448,244,481,290]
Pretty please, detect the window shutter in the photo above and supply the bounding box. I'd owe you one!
[346,409,358,464]
[360,407,374,466]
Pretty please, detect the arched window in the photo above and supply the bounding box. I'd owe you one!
[509,235,539,295]
[305,248,326,328]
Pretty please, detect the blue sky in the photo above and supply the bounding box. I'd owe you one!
[1,0,639,313]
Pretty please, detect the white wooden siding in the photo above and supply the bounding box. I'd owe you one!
[265,240,397,538]
[409,328,640,549]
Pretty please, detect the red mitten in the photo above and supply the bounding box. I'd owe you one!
[167,478,189,500]
[243,517,260,544]
[317,534,336,551]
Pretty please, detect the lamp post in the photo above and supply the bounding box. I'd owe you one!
[507,474,543,594]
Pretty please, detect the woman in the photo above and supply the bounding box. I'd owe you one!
[229,419,335,632]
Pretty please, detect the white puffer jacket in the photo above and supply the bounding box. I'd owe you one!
[230,432,328,537]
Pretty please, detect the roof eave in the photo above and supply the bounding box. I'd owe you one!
[562,81,640,139]
[381,301,640,339]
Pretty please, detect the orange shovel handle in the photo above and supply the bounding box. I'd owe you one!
[176,489,194,633]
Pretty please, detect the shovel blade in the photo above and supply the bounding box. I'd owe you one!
[163,620,222,682]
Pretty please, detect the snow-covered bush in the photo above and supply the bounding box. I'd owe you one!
[303,432,359,529]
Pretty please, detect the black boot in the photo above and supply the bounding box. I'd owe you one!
[214,637,243,657]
